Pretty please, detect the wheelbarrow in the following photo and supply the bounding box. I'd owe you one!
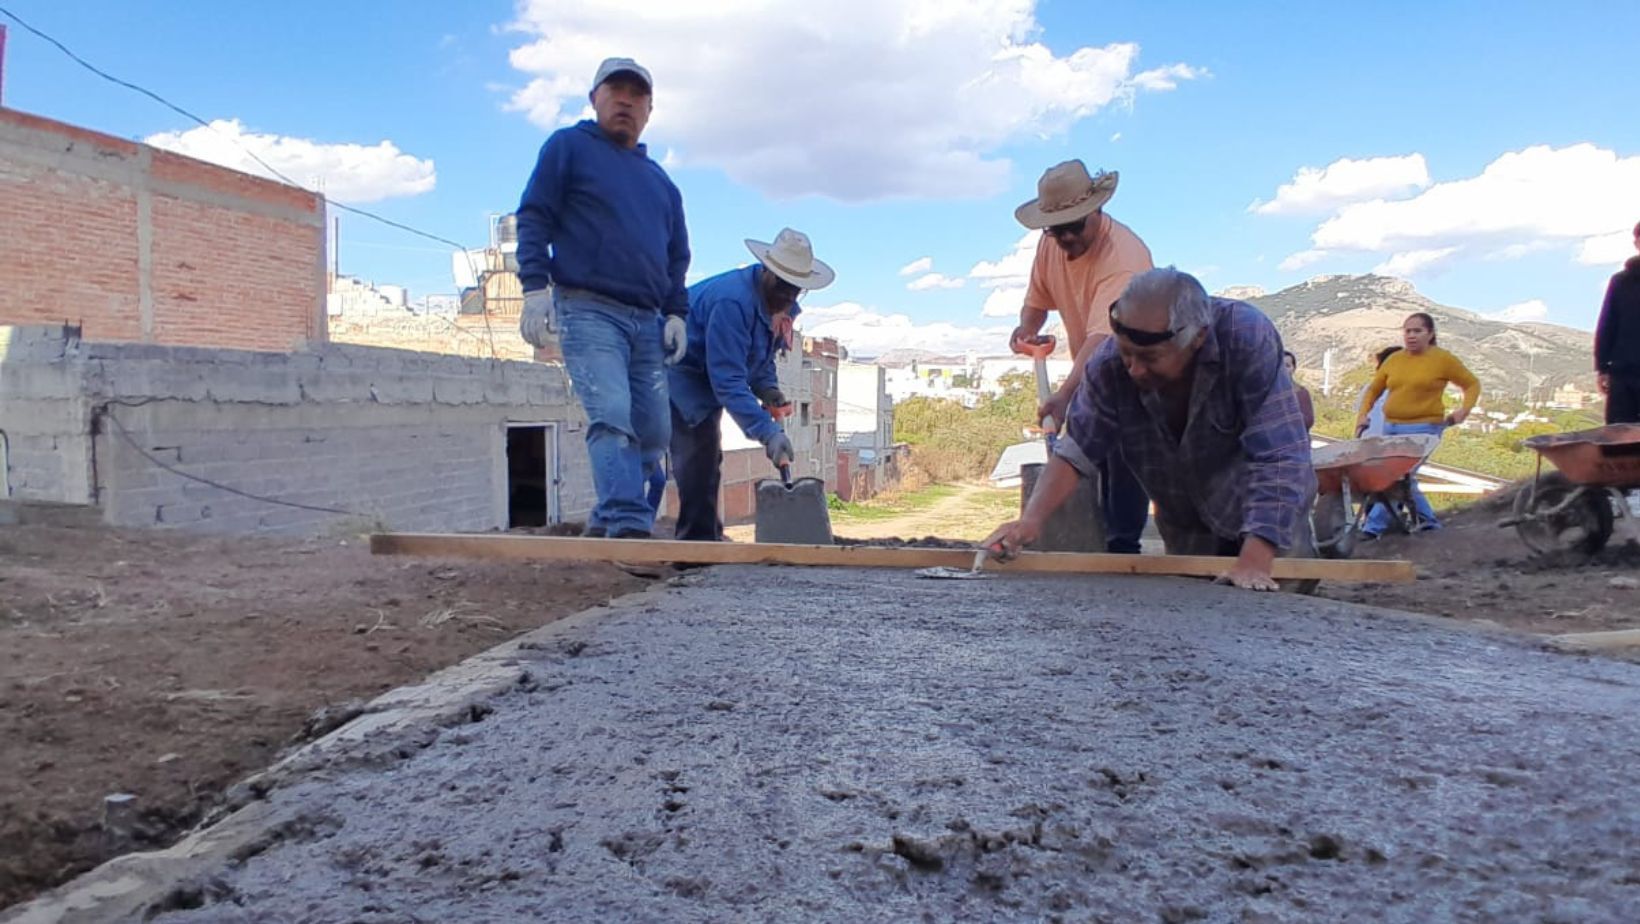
[1503,423,1640,559]
[1310,434,1442,559]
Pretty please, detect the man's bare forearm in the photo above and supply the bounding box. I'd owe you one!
[1022,456,1082,524]
[1015,306,1049,341]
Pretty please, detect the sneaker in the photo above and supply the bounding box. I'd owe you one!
[612,528,653,540]
[1359,531,1380,542]
[582,527,607,539]
[1414,521,1442,533]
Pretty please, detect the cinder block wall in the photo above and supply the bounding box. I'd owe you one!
[0,109,326,352]
[0,326,596,535]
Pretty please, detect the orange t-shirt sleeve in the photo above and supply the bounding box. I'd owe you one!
[1023,236,1057,312]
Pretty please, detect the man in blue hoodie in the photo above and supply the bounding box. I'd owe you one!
[667,228,835,541]
[515,57,690,539]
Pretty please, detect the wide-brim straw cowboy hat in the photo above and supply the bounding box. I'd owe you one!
[1015,161,1119,230]
[745,228,835,290]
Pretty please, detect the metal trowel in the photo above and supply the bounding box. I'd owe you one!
[916,548,992,580]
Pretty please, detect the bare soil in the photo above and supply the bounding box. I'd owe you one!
[0,523,644,910]
[1319,486,1640,639]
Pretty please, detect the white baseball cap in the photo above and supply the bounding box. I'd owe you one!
[592,57,653,94]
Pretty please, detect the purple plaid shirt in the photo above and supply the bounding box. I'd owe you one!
[1055,298,1314,551]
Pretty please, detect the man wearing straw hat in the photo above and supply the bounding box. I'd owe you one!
[514,56,690,540]
[1010,160,1154,553]
[665,228,835,542]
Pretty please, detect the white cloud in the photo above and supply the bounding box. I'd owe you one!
[1577,229,1636,266]
[907,272,965,291]
[1277,249,1330,272]
[965,232,1038,315]
[1251,154,1429,216]
[898,256,934,276]
[981,285,1027,318]
[144,120,436,203]
[1371,246,1460,278]
[1487,299,1551,324]
[968,232,1037,287]
[1307,144,1640,264]
[504,0,1200,200]
[800,301,1012,357]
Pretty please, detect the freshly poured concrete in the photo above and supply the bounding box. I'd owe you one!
[141,567,1639,922]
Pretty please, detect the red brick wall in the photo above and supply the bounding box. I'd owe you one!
[0,109,325,351]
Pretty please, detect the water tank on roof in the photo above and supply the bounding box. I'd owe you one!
[495,213,519,249]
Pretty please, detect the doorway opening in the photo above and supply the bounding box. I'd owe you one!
[505,423,559,528]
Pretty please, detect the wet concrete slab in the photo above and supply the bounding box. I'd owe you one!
[138,568,1639,922]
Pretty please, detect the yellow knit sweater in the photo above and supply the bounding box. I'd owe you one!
[1358,346,1481,425]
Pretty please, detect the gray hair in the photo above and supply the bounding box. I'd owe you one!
[1115,267,1213,343]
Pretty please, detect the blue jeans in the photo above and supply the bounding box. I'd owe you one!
[556,293,670,536]
[1364,422,1444,535]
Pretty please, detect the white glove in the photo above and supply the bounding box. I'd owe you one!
[663,315,687,365]
[520,289,555,347]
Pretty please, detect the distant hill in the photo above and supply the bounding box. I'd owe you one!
[1236,275,1595,399]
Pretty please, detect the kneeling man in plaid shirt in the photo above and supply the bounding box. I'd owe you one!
[985,267,1316,592]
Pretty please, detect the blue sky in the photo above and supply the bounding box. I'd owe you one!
[3,1,1636,355]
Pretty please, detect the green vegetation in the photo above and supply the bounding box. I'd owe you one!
[893,360,1601,487]
[893,372,1038,481]
[1312,372,1603,480]
[826,483,959,523]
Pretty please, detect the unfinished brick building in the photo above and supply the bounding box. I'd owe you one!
[0,109,839,535]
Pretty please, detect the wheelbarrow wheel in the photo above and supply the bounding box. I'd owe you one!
[1311,493,1356,559]
[1512,474,1614,558]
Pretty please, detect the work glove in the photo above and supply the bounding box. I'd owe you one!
[762,431,795,469]
[663,315,688,365]
[520,289,555,347]
[757,386,787,408]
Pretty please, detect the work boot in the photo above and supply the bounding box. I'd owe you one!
[610,529,663,578]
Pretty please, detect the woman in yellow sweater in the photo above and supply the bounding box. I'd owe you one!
[1354,312,1481,536]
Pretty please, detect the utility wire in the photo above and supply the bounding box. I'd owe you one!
[99,403,359,517]
[0,3,501,357]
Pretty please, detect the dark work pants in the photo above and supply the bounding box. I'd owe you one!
[670,404,724,541]
[1608,374,1640,424]
[1100,451,1151,554]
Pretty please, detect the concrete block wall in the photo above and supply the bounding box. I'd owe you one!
[0,325,595,536]
[0,109,326,352]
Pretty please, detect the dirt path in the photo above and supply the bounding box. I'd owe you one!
[724,482,1017,544]
[835,482,1015,540]
[45,567,1639,922]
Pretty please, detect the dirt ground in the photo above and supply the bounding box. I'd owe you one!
[1318,487,1640,638]
[0,523,644,910]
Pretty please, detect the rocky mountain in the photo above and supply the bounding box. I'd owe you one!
[1239,275,1595,399]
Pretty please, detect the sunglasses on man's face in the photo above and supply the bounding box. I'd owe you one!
[1046,216,1087,239]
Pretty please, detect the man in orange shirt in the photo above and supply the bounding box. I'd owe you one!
[1009,161,1155,553]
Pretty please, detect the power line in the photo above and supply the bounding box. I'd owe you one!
[98,403,358,517]
[0,3,502,356]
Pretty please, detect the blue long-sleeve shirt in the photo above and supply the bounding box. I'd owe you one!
[667,266,795,444]
[515,120,690,316]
